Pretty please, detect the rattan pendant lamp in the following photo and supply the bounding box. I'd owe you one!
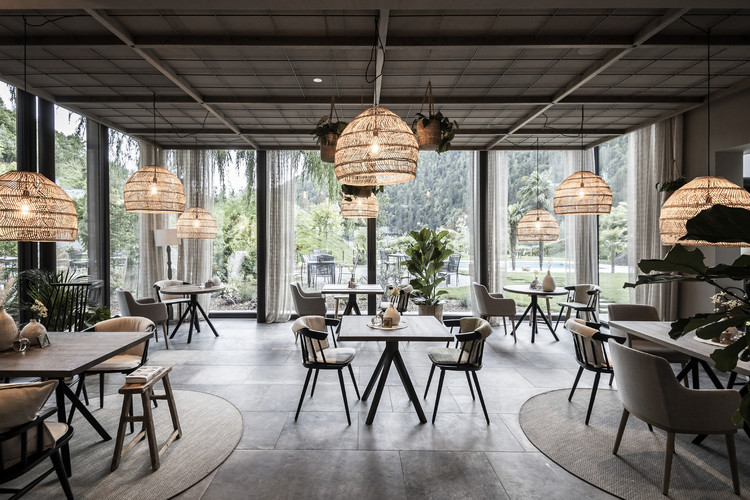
[341,187,379,219]
[518,141,559,241]
[124,95,186,214]
[553,107,612,215]
[659,28,750,246]
[177,207,218,239]
[0,17,78,242]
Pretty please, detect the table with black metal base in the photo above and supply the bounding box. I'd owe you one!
[161,284,224,343]
[503,285,567,343]
[321,284,385,316]
[338,315,453,424]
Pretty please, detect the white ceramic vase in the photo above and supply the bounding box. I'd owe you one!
[383,303,401,326]
[542,270,556,292]
[21,319,47,342]
[0,306,18,351]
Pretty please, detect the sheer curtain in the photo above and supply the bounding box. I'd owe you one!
[627,116,682,319]
[265,151,296,322]
[486,151,509,293]
[137,141,168,299]
[563,149,599,286]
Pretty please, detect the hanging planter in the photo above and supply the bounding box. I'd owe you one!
[412,82,458,154]
[313,97,347,163]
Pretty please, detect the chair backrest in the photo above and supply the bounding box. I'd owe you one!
[40,282,91,332]
[387,284,413,313]
[115,288,131,316]
[566,318,609,370]
[290,283,326,317]
[153,279,188,301]
[456,317,492,366]
[379,249,388,261]
[447,254,461,272]
[291,315,330,363]
[607,304,659,322]
[87,279,105,306]
[92,316,154,359]
[472,282,490,315]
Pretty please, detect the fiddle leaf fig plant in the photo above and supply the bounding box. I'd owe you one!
[403,228,453,305]
[626,204,750,424]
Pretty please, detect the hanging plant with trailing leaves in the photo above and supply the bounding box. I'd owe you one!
[411,82,458,154]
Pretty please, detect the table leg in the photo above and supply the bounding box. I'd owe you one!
[170,302,191,339]
[514,302,533,331]
[186,300,196,344]
[530,296,538,343]
[55,382,72,477]
[535,302,560,341]
[342,293,361,315]
[61,381,112,441]
[195,300,220,337]
[366,344,396,425]
[392,348,427,423]
[363,349,388,401]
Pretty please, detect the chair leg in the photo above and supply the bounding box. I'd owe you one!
[613,408,630,454]
[585,371,601,425]
[727,371,738,389]
[663,431,676,495]
[424,365,436,399]
[608,372,614,386]
[50,448,74,500]
[569,367,584,402]
[726,432,740,495]
[510,317,517,343]
[310,369,319,397]
[432,369,446,424]
[465,371,475,400]
[554,306,567,331]
[348,364,360,399]
[471,371,490,425]
[338,369,351,425]
[99,373,105,409]
[502,317,508,336]
[295,369,313,421]
[162,322,170,349]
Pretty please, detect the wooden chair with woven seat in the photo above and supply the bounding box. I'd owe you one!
[291,316,360,425]
[0,380,74,500]
[554,284,601,331]
[472,282,517,342]
[424,317,493,424]
[153,280,191,322]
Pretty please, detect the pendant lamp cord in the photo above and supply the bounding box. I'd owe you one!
[706,28,711,176]
[23,16,27,93]
[153,92,157,164]
[535,138,540,210]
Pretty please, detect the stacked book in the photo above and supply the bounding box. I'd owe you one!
[125,365,164,384]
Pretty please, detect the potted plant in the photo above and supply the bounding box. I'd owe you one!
[313,98,347,163]
[402,228,453,321]
[412,82,458,153]
[341,184,383,201]
[655,176,687,199]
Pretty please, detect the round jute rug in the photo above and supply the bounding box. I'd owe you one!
[520,388,750,500]
[12,390,242,500]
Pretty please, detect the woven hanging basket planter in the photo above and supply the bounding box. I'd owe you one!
[416,120,441,150]
[320,133,338,163]
[124,165,186,214]
[334,106,419,186]
[553,171,612,215]
[177,207,218,239]
[659,176,750,246]
[517,209,559,242]
[0,171,78,242]
[341,192,379,219]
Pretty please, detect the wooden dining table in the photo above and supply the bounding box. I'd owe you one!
[0,331,153,474]
[338,315,453,425]
[321,283,384,316]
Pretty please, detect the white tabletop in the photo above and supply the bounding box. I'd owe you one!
[503,284,567,296]
[160,284,225,295]
[338,315,453,342]
[321,284,384,295]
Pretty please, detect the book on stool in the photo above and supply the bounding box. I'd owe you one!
[126,365,163,384]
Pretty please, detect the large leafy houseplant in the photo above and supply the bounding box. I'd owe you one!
[403,228,453,305]
[626,204,750,424]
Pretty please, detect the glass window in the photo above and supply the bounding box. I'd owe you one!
[0,83,17,277]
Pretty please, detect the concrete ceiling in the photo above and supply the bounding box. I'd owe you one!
[0,3,749,150]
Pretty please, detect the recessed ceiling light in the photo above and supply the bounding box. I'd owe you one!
[313,78,323,83]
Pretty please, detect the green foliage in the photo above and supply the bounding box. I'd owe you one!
[313,116,347,145]
[598,202,628,273]
[412,111,458,153]
[403,228,453,305]
[656,176,686,192]
[295,201,349,256]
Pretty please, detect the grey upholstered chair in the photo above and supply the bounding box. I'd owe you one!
[291,316,360,425]
[116,288,170,348]
[472,282,517,341]
[290,282,327,317]
[609,341,741,495]
[607,304,690,366]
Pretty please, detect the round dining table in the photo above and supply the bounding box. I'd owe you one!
[502,284,567,343]
[160,284,225,343]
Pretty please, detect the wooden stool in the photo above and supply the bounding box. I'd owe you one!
[111,366,182,472]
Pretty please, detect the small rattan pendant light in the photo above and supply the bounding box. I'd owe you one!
[518,141,559,242]
[659,28,750,246]
[554,107,612,215]
[177,207,218,239]
[124,95,186,214]
[341,187,379,219]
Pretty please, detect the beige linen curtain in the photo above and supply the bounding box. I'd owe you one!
[563,149,599,286]
[265,150,295,322]
[136,141,168,300]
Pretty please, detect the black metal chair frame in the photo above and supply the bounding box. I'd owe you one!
[554,285,601,331]
[0,408,74,500]
[153,281,191,321]
[41,282,91,333]
[424,329,490,424]
[295,327,360,425]
[568,322,625,425]
[439,254,461,286]
[382,285,411,314]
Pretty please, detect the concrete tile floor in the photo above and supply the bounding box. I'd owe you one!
[104,317,623,499]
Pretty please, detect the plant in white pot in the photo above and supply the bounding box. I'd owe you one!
[402,228,453,321]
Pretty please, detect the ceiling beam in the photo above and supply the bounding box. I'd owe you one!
[85,8,258,149]
[126,127,624,136]
[3,34,749,49]
[373,9,389,107]
[166,144,585,151]
[485,7,689,149]
[53,94,702,106]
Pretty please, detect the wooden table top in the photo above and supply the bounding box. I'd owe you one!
[503,284,567,296]
[0,331,152,378]
[160,284,225,295]
[321,284,385,295]
[338,315,453,342]
[608,320,750,377]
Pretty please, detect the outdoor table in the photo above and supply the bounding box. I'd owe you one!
[161,284,224,343]
[338,315,453,425]
[321,283,384,316]
[503,284,567,343]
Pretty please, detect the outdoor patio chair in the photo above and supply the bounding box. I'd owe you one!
[439,254,461,286]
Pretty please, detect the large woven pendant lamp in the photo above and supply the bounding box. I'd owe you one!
[341,188,379,219]
[0,171,78,242]
[124,95,186,214]
[659,29,750,246]
[518,141,559,241]
[335,106,419,186]
[177,207,217,239]
[554,107,612,215]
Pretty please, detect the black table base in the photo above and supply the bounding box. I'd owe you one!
[514,295,560,343]
[170,295,220,343]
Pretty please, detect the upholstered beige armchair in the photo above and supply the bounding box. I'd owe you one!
[472,282,517,341]
[116,288,170,348]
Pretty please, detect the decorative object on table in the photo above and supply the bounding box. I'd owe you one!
[0,277,17,351]
[124,95,185,214]
[341,185,381,219]
[313,97,347,163]
[36,332,50,348]
[21,298,48,340]
[383,303,401,327]
[411,81,458,153]
[529,271,542,290]
[211,276,222,287]
[177,207,218,239]
[204,280,214,289]
[0,171,78,242]
[402,228,453,322]
[12,332,30,352]
[518,139,559,242]
[153,228,180,280]
[659,31,750,246]
[348,275,356,288]
[334,106,419,186]
[382,317,392,328]
[20,270,92,332]
[542,269,556,292]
